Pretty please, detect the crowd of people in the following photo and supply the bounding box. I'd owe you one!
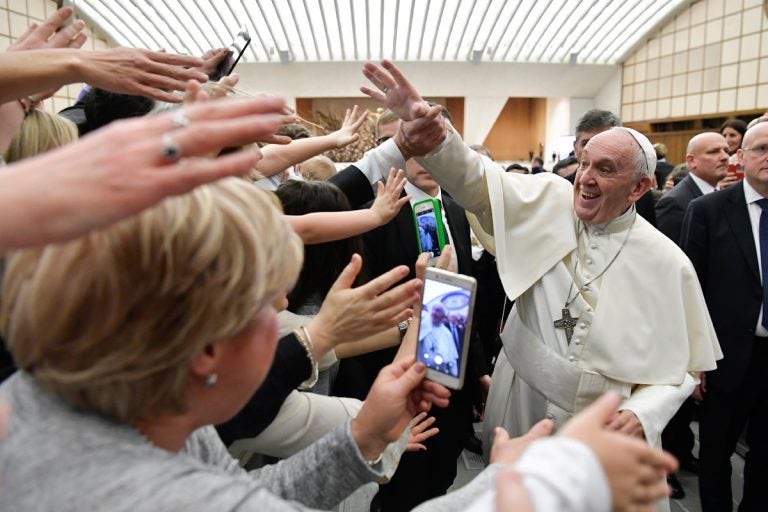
[0,6,765,512]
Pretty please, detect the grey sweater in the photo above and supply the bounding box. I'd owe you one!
[0,372,495,511]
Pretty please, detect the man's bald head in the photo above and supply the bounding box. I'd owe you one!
[685,132,729,186]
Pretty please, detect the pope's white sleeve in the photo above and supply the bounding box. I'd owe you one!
[620,371,696,447]
[353,138,408,186]
[416,130,497,218]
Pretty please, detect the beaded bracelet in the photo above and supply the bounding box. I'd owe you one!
[294,325,319,389]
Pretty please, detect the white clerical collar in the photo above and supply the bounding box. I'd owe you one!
[405,181,441,208]
[690,172,716,195]
[584,204,636,235]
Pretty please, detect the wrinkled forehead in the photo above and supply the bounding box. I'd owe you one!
[583,129,634,161]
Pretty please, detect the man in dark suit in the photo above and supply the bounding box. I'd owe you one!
[655,131,730,498]
[329,110,489,511]
[654,142,675,190]
[680,122,768,512]
[656,132,730,242]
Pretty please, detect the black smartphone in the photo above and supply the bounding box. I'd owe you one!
[211,28,252,81]
[416,268,477,390]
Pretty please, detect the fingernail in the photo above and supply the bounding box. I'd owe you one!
[415,362,426,373]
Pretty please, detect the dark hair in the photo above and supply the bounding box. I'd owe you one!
[276,123,312,140]
[275,181,364,311]
[553,156,578,174]
[532,157,544,166]
[505,163,529,173]
[83,88,155,132]
[719,118,747,138]
[575,109,621,134]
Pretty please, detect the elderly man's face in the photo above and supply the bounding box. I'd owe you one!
[431,304,447,325]
[574,130,652,225]
[740,123,768,196]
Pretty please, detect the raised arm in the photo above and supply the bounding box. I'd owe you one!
[256,105,367,176]
[286,167,409,244]
[0,47,206,105]
[0,94,290,252]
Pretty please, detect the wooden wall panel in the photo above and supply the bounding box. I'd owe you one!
[483,98,543,161]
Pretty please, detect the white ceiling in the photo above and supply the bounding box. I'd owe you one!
[68,0,692,66]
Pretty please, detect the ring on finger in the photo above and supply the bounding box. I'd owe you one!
[172,111,190,128]
[161,133,182,162]
[382,86,389,93]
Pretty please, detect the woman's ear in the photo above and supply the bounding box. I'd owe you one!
[189,341,223,379]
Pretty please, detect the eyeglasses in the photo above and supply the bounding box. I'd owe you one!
[743,145,768,156]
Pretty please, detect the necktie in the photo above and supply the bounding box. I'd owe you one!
[756,198,768,329]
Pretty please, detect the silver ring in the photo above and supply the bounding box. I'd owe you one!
[161,133,182,161]
[382,87,389,94]
[172,111,190,128]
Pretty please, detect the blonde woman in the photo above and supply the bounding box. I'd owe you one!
[4,109,78,163]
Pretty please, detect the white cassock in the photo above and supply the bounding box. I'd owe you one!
[411,131,721,438]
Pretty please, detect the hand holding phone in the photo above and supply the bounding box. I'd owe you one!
[415,267,476,390]
[210,28,252,81]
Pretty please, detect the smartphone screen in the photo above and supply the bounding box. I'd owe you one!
[415,206,442,257]
[212,29,252,81]
[416,269,476,389]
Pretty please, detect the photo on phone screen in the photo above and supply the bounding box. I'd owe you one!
[413,198,447,259]
[416,268,476,389]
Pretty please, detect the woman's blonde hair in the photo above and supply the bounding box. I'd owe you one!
[4,109,78,163]
[0,179,303,423]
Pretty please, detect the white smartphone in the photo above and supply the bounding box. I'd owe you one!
[415,267,477,390]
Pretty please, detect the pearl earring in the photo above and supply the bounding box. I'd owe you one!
[204,373,218,389]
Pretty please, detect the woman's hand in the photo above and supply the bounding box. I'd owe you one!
[0,91,290,251]
[370,167,410,225]
[306,254,421,358]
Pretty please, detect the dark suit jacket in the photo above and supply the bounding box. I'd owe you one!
[656,174,703,243]
[329,165,486,394]
[680,181,762,390]
[655,160,675,190]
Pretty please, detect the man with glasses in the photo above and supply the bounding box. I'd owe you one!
[681,122,768,512]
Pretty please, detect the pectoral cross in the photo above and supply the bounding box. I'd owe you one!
[554,308,578,344]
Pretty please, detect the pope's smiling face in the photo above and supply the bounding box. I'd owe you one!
[573,129,653,225]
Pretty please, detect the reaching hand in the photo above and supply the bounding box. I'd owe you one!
[559,393,676,512]
[0,90,290,251]
[360,60,430,121]
[351,357,450,461]
[332,105,368,148]
[8,6,87,105]
[490,420,553,465]
[193,47,229,77]
[371,168,411,225]
[77,47,208,103]
[9,6,86,51]
[406,411,439,452]
[307,254,421,357]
